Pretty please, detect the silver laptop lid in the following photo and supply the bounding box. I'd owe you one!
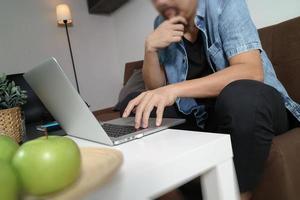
[24,57,113,145]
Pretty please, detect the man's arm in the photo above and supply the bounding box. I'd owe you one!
[142,48,166,90]
[173,0,264,98]
[172,50,263,98]
[123,50,263,129]
[142,16,187,89]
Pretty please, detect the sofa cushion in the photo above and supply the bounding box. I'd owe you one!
[253,128,300,200]
[115,69,145,111]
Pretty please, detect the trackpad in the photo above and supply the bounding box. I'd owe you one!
[106,117,157,127]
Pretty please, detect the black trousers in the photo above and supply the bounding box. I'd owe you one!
[119,80,299,196]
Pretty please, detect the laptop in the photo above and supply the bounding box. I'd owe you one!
[23,58,185,146]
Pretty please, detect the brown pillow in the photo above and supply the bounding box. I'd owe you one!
[114,69,145,110]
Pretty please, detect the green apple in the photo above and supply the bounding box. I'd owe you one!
[12,136,81,196]
[0,135,19,162]
[0,161,19,200]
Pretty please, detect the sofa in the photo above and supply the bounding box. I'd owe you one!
[252,17,300,200]
[95,17,300,199]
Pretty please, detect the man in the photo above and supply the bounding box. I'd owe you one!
[122,0,300,199]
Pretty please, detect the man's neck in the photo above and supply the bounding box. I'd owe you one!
[183,5,198,42]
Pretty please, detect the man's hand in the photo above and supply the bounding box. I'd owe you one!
[146,16,187,52]
[122,85,178,129]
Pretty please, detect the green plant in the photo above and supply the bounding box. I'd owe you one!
[0,73,27,109]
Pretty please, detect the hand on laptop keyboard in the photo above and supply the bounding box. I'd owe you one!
[122,87,177,129]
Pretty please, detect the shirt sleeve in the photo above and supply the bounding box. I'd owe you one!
[218,0,262,59]
[153,15,166,65]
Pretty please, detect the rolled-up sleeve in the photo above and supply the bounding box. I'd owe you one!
[219,0,262,59]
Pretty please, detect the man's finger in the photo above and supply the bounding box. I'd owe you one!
[171,36,182,42]
[156,102,165,126]
[172,24,185,31]
[123,99,139,118]
[172,31,184,37]
[122,93,146,117]
[142,98,157,128]
[169,16,187,25]
[134,93,153,129]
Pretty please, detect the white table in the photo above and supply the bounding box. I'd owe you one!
[69,129,240,200]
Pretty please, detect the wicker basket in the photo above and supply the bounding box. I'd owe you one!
[0,107,23,143]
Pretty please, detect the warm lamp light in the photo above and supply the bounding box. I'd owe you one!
[56,4,72,24]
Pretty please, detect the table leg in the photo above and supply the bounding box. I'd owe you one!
[201,159,240,200]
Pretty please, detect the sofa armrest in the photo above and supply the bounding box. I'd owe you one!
[93,107,120,122]
[253,128,300,200]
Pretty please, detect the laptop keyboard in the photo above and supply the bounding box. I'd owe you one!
[102,123,138,138]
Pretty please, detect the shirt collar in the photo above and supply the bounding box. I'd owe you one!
[196,0,205,18]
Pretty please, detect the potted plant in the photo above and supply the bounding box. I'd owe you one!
[0,73,27,143]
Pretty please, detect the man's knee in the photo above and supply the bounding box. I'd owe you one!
[213,80,285,135]
[215,79,282,115]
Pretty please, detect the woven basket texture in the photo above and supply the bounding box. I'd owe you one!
[0,107,22,143]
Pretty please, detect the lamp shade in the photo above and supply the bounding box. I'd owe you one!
[56,4,72,24]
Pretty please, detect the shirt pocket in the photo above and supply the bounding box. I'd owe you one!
[207,41,228,71]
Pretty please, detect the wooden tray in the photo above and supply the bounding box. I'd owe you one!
[24,147,123,200]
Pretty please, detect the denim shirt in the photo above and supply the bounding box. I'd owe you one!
[154,0,300,128]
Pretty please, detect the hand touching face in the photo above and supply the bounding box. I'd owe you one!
[146,16,187,52]
[147,0,198,52]
[151,0,197,20]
